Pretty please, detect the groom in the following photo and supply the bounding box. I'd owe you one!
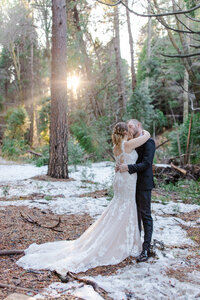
[117,119,155,262]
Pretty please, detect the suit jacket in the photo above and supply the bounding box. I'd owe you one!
[128,138,155,191]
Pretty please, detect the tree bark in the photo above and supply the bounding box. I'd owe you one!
[48,0,68,178]
[146,0,152,88]
[125,0,136,91]
[114,5,127,118]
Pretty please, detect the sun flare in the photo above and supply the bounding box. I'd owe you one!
[67,75,80,93]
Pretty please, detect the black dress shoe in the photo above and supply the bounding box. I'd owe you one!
[136,250,149,263]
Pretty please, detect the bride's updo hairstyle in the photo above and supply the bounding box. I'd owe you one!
[112,122,128,146]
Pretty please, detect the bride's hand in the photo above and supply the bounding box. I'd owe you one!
[115,164,120,172]
[119,164,128,173]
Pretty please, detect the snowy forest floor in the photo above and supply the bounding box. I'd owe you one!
[0,159,200,300]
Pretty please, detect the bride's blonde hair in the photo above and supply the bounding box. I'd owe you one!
[112,122,128,146]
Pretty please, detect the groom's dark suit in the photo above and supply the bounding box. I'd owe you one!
[128,138,155,251]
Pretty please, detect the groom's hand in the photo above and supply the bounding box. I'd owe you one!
[119,164,128,173]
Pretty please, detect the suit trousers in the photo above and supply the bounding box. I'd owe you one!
[136,189,153,251]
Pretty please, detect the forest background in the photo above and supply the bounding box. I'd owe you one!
[0,0,200,180]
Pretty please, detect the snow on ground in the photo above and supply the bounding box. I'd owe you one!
[0,162,114,217]
[0,160,200,299]
[152,201,200,215]
[0,163,47,181]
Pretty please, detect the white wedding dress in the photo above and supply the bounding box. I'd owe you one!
[17,142,142,275]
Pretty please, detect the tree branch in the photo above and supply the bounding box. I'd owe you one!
[160,52,200,58]
[185,14,200,23]
[156,17,200,34]
[95,0,200,18]
[0,282,39,294]
[190,44,200,49]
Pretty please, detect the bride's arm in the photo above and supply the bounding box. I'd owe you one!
[124,130,150,150]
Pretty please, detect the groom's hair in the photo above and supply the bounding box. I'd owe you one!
[127,119,142,128]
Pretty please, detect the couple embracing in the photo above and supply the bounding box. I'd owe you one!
[17,119,156,274]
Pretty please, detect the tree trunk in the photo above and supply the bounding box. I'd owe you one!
[48,0,68,179]
[125,0,136,91]
[72,2,102,119]
[183,68,189,122]
[29,7,38,147]
[10,43,24,104]
[146,0,152,88]
[114,5,127,118]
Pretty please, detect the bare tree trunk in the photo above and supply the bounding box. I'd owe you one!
[183,15,190,122]
[28,5,38,147]
[29,41,34,145]
[114,5,127,118]
[48,0,68,179]
[125,0,136,91]
[10,43,24,104]
[72,2,102,119]
[146,0,152,88]
[183,68,189,122]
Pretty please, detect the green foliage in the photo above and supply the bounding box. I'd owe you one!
[136,35,185,128]
[0,94,5,111]
[125,84,154,130]
[2,138,28,158]
[70,111,112,160]
[159,179,200,205]
[31,137,86,168]
[4,106,30,139]
[33,144,49,167]
[136,41,148,85]
[184,0,196,17]
[2,106,30,159]
[169,113,200,163]
[38,97,51,143]
[68,137,86,168]
[153,109,167,133]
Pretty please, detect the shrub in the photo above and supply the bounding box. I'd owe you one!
[32,137,86,168]
[2,138,28,158]
[70,111,112,161]
[4,106,30,139]
[2,106,30,159]
[125,84,154,130]
[38,97,50,143]
[68,137,86,167]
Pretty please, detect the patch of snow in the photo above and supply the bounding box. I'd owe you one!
[152,215,195,246]
[0,164,47,182]
[155,163,171,168]
[34,281,104,299]
[152,202,200,215]
[86,260,200,300]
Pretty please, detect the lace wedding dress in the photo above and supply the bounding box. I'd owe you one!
[17,142,142,275]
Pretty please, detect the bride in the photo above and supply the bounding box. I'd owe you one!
[17,122,150,275]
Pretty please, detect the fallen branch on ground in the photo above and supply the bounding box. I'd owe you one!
[171,163,187,175]
[0,250,24,256]
[0,282,39,294]
[20,211,62,232]
[54,270,112,300]
[26,150,42,156]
